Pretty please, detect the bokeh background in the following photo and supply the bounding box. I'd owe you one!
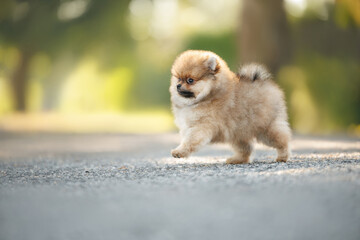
[0,0,359,135]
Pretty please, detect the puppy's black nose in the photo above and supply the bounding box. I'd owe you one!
[177,84,181,90]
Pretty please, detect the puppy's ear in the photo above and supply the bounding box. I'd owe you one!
[206,55,219,72]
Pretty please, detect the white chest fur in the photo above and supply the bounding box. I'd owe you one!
[173,106,203,136]
[173,107,190,131]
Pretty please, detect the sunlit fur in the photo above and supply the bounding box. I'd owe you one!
[169,50,291,164]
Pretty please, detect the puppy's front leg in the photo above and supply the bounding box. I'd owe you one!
[171,127,213,158]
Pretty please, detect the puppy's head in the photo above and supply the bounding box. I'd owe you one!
[170,50,221,106]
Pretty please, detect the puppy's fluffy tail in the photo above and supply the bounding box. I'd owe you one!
[238,63,271,82]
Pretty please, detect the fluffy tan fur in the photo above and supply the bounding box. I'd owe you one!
[170,50,291,164]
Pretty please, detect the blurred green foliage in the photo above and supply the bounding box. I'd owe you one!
[185,32,238,70]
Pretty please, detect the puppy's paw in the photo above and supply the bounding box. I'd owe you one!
[276,156,288,163]
[171,148,190,158]
[226,157,250,164]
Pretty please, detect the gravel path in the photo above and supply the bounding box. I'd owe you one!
[0,132,359,240]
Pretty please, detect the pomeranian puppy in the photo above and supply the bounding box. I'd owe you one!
[169,50,291,164]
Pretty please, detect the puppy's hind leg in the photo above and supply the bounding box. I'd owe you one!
[226,140,253,164]
[258,121,291,162]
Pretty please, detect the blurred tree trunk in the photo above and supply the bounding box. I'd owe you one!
[12,49,32,111]
[239,0,291,74]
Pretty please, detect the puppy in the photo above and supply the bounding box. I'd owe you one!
[169,50,291,164]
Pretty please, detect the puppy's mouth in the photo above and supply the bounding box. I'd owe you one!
[177,90,195,98]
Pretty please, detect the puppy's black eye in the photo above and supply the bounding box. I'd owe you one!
[187,78,194,84]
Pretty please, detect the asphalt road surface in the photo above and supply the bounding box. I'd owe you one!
[0,132,359,240]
